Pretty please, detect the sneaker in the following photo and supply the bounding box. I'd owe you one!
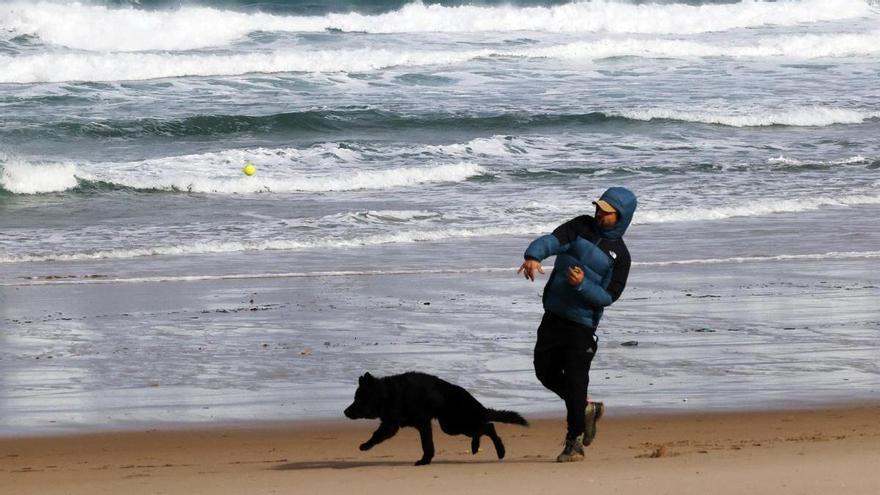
[583,401,605,447]
[556,434,585,462]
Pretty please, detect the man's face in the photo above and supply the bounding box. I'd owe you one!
[595,206,619,230]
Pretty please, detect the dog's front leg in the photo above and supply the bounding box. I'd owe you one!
[414,420,435,466]
[359,421,399,451]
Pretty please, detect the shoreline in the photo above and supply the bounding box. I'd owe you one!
[3,248,879,436]
[3,404,878,494]
[4,398,880,440]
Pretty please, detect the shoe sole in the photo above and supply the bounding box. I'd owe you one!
[556,453,585,462]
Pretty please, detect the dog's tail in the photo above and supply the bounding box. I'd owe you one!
[485,409,529,426]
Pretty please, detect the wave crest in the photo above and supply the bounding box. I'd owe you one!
[1,0,873,52]
[0,159,79,194]
[615,107,880,128]
[0,155,485,195]
[5,30,880,84]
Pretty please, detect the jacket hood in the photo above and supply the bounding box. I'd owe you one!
[597,187,637,239]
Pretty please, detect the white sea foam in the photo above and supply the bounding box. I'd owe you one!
[637,195,880,224]
[90,161,485,194]
[0,48,493,83]
[514,31,880,60]
[615,107,880,128]
[833,155,869,165]
[0,159,79,194]
[637,251,880,267]
[6,28,880,84]
[0,3,269,51]
[766,155,868,166]
[5,191,880,262]
[0,223,553,263]
[1,0,872,52]
[767,155,804,166]
[7,250,880,285]
[1,149,485,194]
[349,210,443,223]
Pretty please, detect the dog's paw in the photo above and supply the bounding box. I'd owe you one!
[359,442,372,451]
[414,458,432,466]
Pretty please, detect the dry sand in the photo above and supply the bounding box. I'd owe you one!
[2,405,879,495]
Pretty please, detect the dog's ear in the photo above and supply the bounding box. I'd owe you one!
[359,372,375,386]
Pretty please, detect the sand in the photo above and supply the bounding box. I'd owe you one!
[2,405,879,495]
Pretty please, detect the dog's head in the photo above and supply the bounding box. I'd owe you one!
[344,372,385,420]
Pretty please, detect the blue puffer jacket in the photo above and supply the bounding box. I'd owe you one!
[524,187,637,328]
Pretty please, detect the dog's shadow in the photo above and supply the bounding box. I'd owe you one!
[272,460,412,470]
[272,458,538,471]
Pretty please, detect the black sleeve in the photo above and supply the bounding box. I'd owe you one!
[606,242,631,302]
[551,215,594,245]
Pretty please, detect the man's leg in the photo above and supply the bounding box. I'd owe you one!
[554,318,595,463]
[580,332,602,446]
[561,323,595,440]
[533,313,566,399]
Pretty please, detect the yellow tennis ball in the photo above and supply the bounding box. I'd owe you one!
[243,163,256,176]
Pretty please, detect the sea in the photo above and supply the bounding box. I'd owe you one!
[1,0,879,434]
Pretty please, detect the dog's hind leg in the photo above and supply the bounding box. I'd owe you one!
[470,434,481,455]
[483,423,506,460]
[414,420,435,466]
[359,421,399,451]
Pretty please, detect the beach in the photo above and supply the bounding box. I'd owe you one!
[3,406,879,495]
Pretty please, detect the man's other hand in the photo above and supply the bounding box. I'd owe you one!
[566,266,584,286]
[517,259,544,281]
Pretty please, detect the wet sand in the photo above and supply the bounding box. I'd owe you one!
[3,244,879,435]
[2,405,879,495]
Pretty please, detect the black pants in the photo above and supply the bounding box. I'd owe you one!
[533,312,597,439]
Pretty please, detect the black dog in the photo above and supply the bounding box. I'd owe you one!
[343,371,528,465]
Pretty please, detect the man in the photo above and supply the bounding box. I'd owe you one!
[517,186,637,462]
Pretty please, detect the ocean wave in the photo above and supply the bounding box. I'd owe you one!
[0,159,78,194]
[0,223,553,263]
[5,29,880,84]
[17,107,877,144]
[0,157,485,195]
[614,107,880,128]
[7,247,880,272]
[34,110,555,138]
[637,194,880,224]
[17,110,624,138]
[0,3,266,51]
[0,48,493,84]
[1,0,873,52]
[8,249,880,285]
[766,155,870,167]
[513,31,880,60]
[637,251,880,267]
[5,192,880,262]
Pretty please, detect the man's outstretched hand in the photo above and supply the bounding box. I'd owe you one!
[517,259,544,281]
